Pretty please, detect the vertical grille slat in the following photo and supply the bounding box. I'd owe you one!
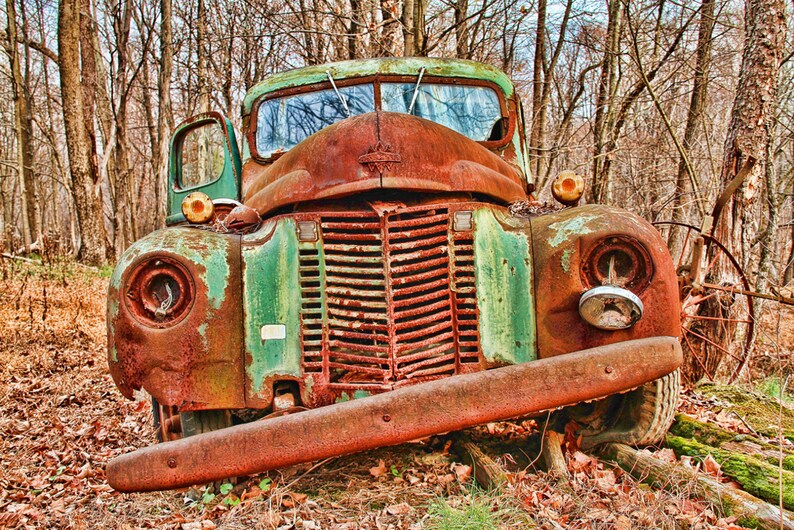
[297,205,483,388]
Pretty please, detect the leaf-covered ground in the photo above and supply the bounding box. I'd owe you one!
[0,259,790,529]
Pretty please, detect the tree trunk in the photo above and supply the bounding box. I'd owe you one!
[5,0,39,248]
[197,0,210,113]
[600,442,794,530]
[58,0,107,265]
[155,0,174,228]
[348,0,361,59]
[718,0,787,259]
[402,0,414,56]
[453,0,468,59]
[529,0,546,181]
[671,0,714,234]
[591,0,622,203]
[112,0,135,258]
[413,0,427,56]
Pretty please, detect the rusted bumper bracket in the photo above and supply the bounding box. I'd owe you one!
[107,336,682,492]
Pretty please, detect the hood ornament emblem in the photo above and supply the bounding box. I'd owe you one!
[358,141,401,173]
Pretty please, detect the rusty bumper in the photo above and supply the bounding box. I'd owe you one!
[107,336,682,492]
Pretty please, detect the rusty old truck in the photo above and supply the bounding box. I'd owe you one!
[105,57,682,492]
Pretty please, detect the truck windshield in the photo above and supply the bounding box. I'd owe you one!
[255,81,503,159]
[381,83,501,141]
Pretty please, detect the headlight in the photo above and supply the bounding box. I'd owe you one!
[124,257,194,327]
[579,285,643,330]
[581,237,652,293]
[182,191,214,224]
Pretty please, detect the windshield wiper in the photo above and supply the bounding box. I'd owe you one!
[326,70,350,117]
[407,67,426,115]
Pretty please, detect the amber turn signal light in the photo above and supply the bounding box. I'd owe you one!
[182,192,215,224]
[551,170,585,206]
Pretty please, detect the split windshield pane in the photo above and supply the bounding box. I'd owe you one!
[381,83,502,141]
[256,84,375,158]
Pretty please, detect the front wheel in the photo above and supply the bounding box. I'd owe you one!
[152,398,233,442]
[566,370,680,449]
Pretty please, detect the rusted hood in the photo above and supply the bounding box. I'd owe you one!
[243,112,527,215]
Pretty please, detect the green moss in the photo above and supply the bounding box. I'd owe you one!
[671,414,794,473]
[666,434,794,510]
[697,383,794,442]
[670,414,735,446]
[735,515,762,529]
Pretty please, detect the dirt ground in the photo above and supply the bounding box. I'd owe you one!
[0,259,790,529]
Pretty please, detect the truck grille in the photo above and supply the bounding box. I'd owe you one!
[298,205,481,390]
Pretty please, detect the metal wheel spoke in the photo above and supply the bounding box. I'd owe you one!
[682,326,744,363]
[681,331,714,381]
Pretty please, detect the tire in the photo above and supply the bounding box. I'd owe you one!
[180,409,233,437]
[568,369,680,449]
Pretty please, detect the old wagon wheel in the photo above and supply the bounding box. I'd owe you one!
[653,222,755,383]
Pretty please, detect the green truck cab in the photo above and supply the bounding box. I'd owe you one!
[106,58,682,492]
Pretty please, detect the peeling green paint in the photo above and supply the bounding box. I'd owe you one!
[560,248,574,273]
[169,232,231,309]
[473,209,536,365]
[243,221,303,397]
[547,214,597,248]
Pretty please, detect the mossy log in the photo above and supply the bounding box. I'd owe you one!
[671,414,794,472]
[600,443,794,530]
[666,434,794,510]
[697,384,794,442]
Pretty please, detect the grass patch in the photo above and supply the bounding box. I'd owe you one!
[756,376,793,405]
[426,488,534,529]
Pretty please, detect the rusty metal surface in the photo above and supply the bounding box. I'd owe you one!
[243,112,527,217]
[529,205,681,359]
[295,203,483,407]
[107,228,246,410]
[106,336,682,492]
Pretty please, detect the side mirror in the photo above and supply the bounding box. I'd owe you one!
[167,112,241,225]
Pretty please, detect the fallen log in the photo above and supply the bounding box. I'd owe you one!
[540,431,569,479]
[451,433,509,490]
[670,414,794,472]
[666,434,794,510]
[599,442,794,530]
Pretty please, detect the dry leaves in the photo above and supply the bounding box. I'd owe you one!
[0,261,760,529]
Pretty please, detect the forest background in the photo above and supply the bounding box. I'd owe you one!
[0,0,792,294]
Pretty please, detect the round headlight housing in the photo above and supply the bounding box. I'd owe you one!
[579,285,644,330]
[581,236,652,293]
[124,257,194,327]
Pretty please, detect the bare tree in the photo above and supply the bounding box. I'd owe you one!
[58,0,108,264]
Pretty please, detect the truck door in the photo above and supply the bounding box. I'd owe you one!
[166,112,242,225]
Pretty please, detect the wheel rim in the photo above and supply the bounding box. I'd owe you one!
[654,222,755,383]
[156,402,184,441]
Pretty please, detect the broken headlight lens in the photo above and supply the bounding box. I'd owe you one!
[579,285,643,330]
[124,257,195,327]
[581,236,652,293]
